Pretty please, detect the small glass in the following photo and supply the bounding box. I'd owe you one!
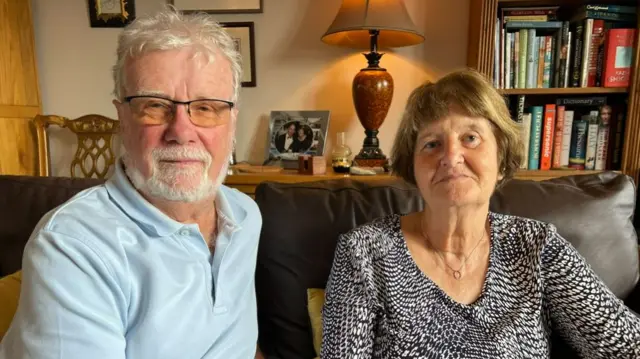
[331,132,352,173]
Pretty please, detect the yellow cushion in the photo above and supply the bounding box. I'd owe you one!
[307,288,326,358]
[0,270,21,340]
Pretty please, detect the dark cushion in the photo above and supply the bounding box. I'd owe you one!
[254,171,638,359]
[0,175,104,277]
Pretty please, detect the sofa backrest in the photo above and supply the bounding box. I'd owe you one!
[0,175,104,276]
[254,171,638,359]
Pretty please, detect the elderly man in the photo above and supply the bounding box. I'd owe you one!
[0,8,262,359]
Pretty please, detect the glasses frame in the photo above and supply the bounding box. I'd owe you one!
[123,95,235,126]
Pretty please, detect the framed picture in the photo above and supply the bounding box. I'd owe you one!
[88,0,136,28]
[170,0,263,14]
[266,111,331,166]
[220,22,256,87]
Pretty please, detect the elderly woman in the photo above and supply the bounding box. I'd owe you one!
[320,69,640,358]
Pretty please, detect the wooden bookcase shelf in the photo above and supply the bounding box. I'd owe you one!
[501,87,628,95]
[514,169,608,181]
[467,0,640,185]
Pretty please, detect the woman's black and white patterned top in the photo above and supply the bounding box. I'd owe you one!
[321,212,640,358]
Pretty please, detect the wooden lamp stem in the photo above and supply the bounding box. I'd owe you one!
[352,29,394,169]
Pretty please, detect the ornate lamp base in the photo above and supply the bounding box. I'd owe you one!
[354,130,389,169]
[352,52,393,171]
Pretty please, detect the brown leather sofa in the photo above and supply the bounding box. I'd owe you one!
[0,172,638,359]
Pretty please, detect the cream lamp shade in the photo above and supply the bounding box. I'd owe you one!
[321,0,425,49]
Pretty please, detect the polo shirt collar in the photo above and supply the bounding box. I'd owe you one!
[105,158,240,237]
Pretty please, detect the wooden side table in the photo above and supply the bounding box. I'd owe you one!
[223,167,605,198]
[223,168,392,198]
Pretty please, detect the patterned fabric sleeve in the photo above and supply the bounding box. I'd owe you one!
[541,224,640,358]
[320,233,378,359]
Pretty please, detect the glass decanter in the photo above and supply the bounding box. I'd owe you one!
[331,132,352,173]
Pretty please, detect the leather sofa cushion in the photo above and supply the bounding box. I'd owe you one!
[254,172,638,359]
[0,271,21,341]
[0,175,104,277]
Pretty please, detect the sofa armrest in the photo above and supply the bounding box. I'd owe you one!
[625,278,640,313]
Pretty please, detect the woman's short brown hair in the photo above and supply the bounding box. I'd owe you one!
[390,69,523,187]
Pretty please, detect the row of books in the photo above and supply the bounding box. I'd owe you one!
[508,95,626,170]
[494,4,638,89]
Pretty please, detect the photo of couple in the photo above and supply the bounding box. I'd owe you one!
[267,110,330,162]
[274,122,313,154]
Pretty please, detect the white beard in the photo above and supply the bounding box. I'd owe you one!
[123,147,229,203]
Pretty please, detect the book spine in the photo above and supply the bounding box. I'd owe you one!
[552,105,565,168]
[584,4,637,14]
[580,19,593,87]
[514,31,520,88]
[506,21,563,29]
[553,21,570,87]
[571,23,584,87]
[501,27,505,89]
[575,10,638,22]
[595,122,610,170]
[540,104,556,170]
[584,116,600,170]
[519,30,528,88]
[560,110,574,167]
[609,111,627,170]
[505,32,512,89]
[527,30,537,88]
[563,31,572,87]
[537,36,546,88]
[543,36,553,87]
[528,106,544,170]
[569,117,588,169]
[516,95,525,123]
[504,8,558,16]
[521,113,532,169]
[495,18,500,88]
[504,15,549,22]
[587,20,605,87]
[595,31,605,87]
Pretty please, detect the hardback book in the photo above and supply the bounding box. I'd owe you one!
[602,28,637,87]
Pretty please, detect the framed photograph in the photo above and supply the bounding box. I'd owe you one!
[267,111,331,166]
[88,0,136,28]
[170,0,263,14]
[220,22,256,87]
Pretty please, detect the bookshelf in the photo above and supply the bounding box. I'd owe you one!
[501,87,628,94]
[467,0,640,185]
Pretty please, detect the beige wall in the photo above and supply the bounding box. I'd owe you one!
[32,0,469,176]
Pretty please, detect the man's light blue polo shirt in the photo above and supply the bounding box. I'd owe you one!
[0,159,262,359]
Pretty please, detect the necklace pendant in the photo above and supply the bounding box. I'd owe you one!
[453,270,462,280]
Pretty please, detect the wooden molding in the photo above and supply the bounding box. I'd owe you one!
[622,28,640,186]
[467,0,498,79]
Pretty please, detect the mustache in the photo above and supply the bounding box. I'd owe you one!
[151,147,212,165]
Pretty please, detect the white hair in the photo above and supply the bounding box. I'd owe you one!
[112,6,243,103]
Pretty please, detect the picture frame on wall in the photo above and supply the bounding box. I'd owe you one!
[266,110,331,168]
[170,0,263,14]
[220,22,256,87]
[88,0,136,28]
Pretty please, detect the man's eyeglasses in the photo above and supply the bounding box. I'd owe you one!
[123,95,235,128]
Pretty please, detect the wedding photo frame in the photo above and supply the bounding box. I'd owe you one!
[266,110,331,165]
[88,0,136,28]
[170,0,263,14]
[221,22,256,87]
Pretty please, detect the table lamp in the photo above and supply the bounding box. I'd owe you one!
[321,0,424,169]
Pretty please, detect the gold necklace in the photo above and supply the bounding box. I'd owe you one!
[419,220,486,280]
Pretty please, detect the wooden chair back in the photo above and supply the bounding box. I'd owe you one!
[33,114,120,179]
